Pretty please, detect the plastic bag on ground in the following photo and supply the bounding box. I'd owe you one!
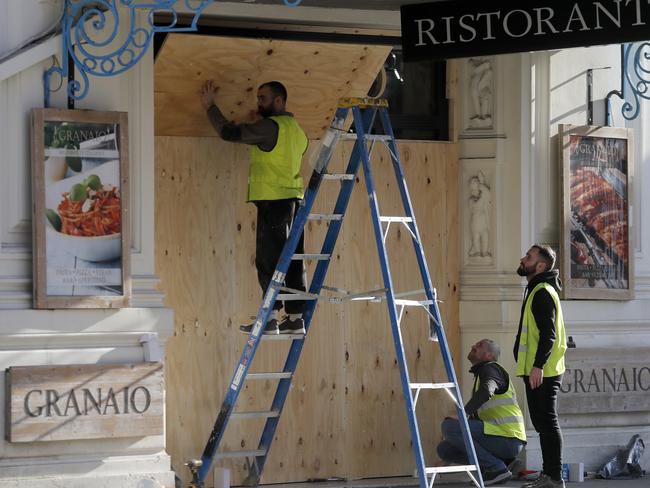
[597,434,645,479]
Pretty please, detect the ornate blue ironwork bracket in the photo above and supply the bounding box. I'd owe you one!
[43,0,303,107]
[606,43,650,125]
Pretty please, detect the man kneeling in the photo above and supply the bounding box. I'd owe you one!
[437,339,526,486]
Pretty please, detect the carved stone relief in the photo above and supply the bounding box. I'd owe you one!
[468,58,494,129]
[467,170,492,262]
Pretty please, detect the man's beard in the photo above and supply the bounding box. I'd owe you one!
[517,263,536,277]
[258,105,274,117]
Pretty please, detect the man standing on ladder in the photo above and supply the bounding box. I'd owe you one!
[514,245,568,488]
[200,80,308,335]
[437,339,526,486]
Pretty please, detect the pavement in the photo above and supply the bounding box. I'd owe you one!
[260,475,648,488]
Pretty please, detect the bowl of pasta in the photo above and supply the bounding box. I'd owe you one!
[45,172,122,262]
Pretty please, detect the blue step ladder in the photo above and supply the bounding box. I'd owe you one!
[186,98,484,488]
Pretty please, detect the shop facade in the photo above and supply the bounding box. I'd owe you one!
[1,1,649,487]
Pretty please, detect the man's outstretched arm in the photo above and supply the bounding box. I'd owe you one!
[200,80,278,150]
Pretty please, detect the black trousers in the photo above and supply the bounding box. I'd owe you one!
[255,199,306,314]
[524,374,564,481]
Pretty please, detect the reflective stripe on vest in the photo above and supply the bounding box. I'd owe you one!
[473,362,526,442]
[248,115,307,201]
[516,282,567,377]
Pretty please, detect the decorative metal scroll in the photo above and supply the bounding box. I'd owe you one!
[43,0,303,107]
[606,43,650,125]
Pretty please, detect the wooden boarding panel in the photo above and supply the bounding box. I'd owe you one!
[154,34,390,139]
[156,136,459,486]
[5,363,163,442]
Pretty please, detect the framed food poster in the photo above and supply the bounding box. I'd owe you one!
[31,109,130,308]
[559,124,634,300]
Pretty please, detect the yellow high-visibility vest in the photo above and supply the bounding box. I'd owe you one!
[516,282,567,377]
[474,362,526,441]
[248,115,307,201]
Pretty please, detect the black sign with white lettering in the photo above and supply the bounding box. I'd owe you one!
[401,0,650,61]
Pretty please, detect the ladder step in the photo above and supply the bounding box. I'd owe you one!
[261,334,304,342]
[308,213,343,221]
[247,372,293,380]
[231,410,280,420]
[394,299,434,306]
[410,382,455,390]
[215,449,266,459]
[424,465,478,474]
[322,173,355,181]
[379,216,413,223]
[340,133,393,142]
[292,253,331,261]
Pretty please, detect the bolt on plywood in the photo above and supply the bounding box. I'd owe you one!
[155,34,391,139]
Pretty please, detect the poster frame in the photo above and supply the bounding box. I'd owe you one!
[559,124,634,300]
[31,108,130,309]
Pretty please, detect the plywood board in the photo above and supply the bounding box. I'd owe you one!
[156,136,459,486]
[154,34,390,139]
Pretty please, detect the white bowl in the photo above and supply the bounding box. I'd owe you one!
[46,225,122,262]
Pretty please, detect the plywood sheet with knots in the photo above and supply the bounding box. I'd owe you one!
[154,34,390,138]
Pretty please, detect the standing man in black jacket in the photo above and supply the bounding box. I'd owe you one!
[514,245,568,488]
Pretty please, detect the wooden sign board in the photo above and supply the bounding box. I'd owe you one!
[5,363,163,442]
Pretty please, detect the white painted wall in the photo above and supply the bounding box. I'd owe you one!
[0,2,173,486]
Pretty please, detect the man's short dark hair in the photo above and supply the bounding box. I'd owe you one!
[259,81,288,102]
[532,244,556,271]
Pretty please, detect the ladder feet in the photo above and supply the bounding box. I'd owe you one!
[185,459,203,488]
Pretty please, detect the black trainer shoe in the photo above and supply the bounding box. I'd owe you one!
[239,318,278,335]
[278,316,306,334]
[483,468,512,486]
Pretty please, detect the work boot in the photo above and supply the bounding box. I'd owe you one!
[278,316,305,334]
[239,317,278,335]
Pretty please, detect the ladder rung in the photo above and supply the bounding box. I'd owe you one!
[425,464,478,474]
[247,372,293,380]
[308,213,343,221]
[292,254,331,261]
[379,216,413,223]
[340,133,393,142]
[277,293,319,301]
[410,382,455,390]
[231,410,280,420]
[261,334,304,341]
[323,173,355,181]
[215,449,266,459]
[394,299,434,306]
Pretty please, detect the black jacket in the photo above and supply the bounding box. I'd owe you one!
[464,361,509,417]
[513,270,562,370]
